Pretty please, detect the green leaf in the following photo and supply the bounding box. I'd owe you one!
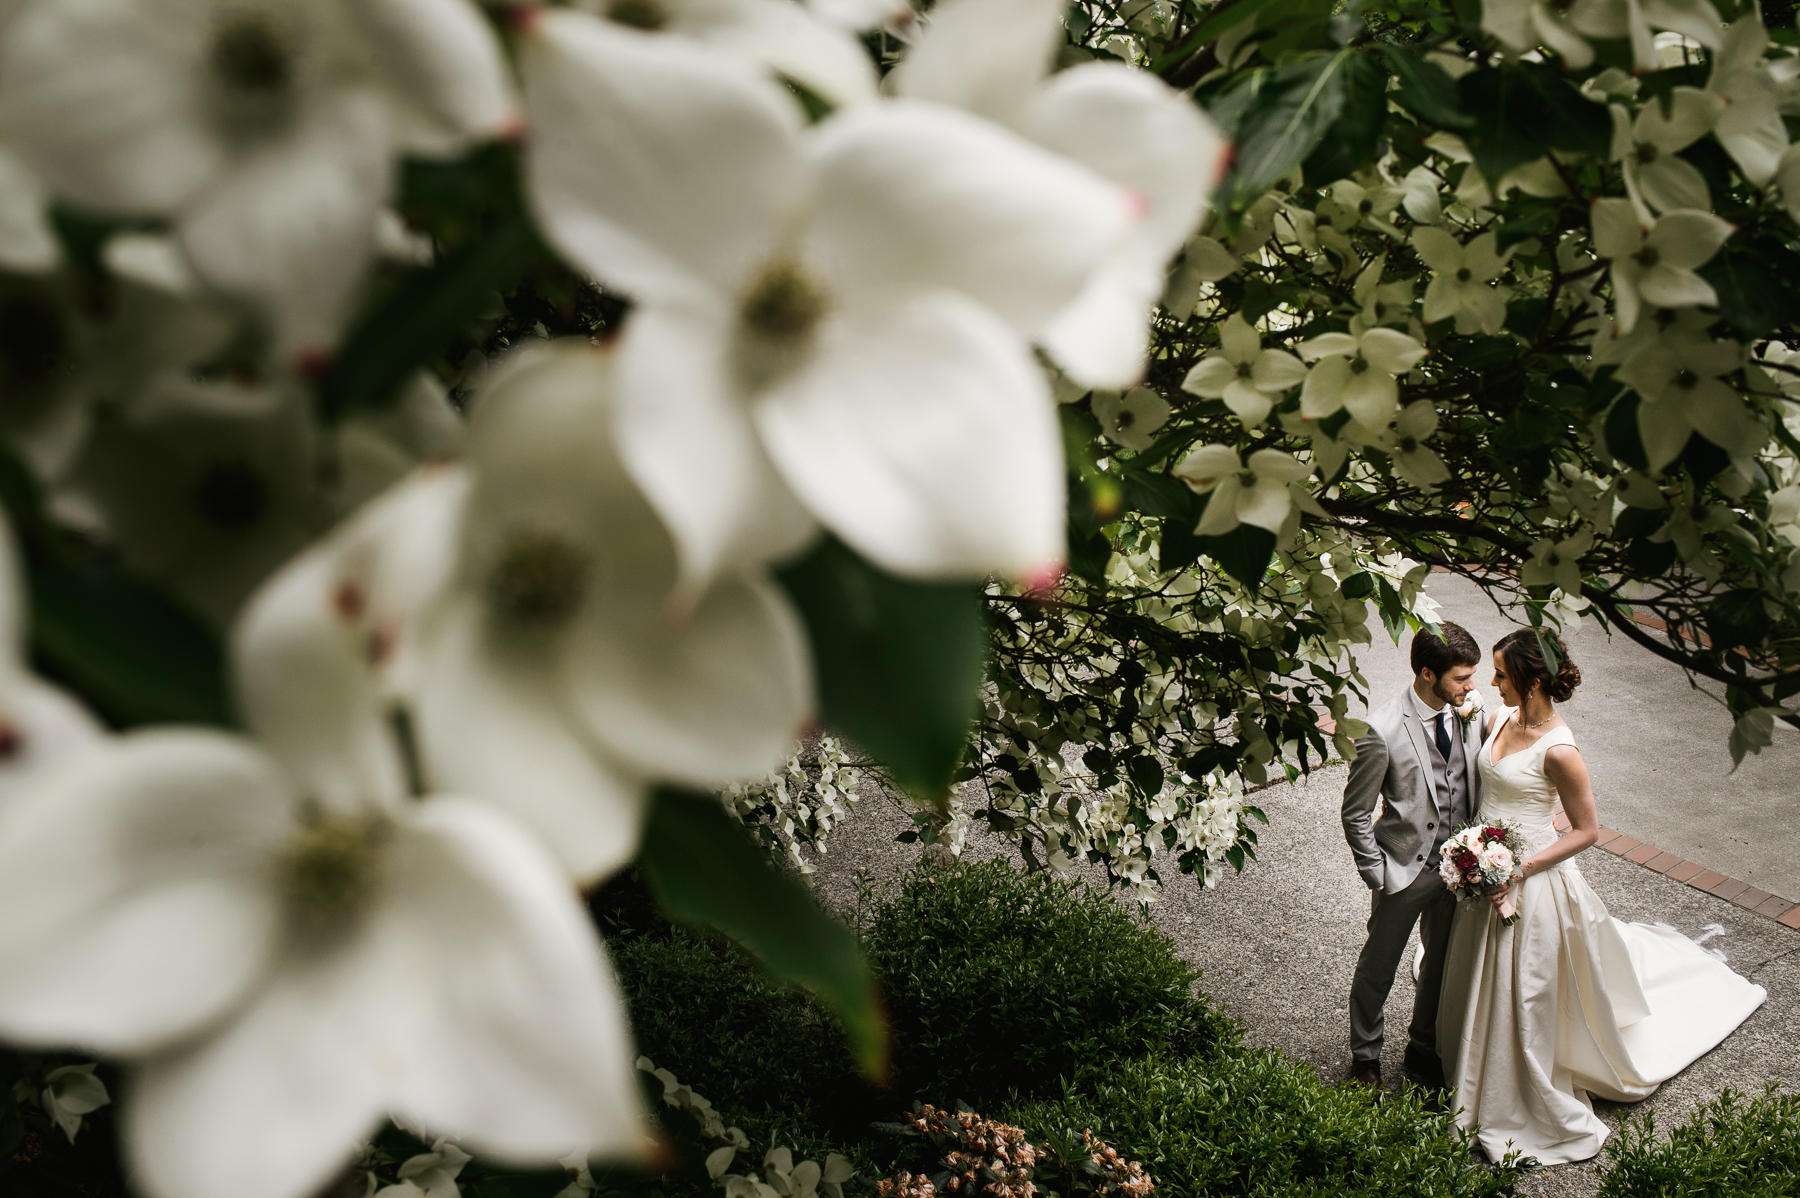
[0,447,232,728]
[776,536,986,796]
[639,789,887,1079]
[319,218,537,419]
[1340,570,1375,599]
[28,551,234,728]
[1699,249,1791,340]
[1384,46,1474,130]
[1149,0,1288,73]
[1301,53,1390,185]
[1604,393,1651,473]
[1459,64,1611,185]
[1198,523,1279,589]
[1209,52,1352,211]
[1707,589,1773,651]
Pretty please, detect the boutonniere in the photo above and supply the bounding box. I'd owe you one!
[1454,689,1485,729]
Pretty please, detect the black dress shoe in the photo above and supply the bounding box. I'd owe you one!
[1402,1044,1447,1090]
[1348,1061,1382,1089]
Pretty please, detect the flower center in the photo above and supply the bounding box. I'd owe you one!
[1373,302,1387,318]
[1634,142,1658,164]
[1235,361,1254,378]
[606,0,669,28]
[1674,368,1699,389]
[1358,199,1373,216]
[208,11,298,140]
[486,530,588,628]
[0,288,68,392]
[193,460,269,531]
[1236,469,1257,487]
[735,258,828,392]
[1455,267,1472,282]
[1633,246,1660,268]
[1115,408,1136,429]
[282,813,388,945]
[1348,355,1370,375]
[1399,436,1418,452]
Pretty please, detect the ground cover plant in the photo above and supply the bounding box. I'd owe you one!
[1596,1086,1800,1198]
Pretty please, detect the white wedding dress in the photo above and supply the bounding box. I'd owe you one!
[1436,710,1768,1165]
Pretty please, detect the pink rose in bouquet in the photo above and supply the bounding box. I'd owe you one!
[1437,819,1528,924]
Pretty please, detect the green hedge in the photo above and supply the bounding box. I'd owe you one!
[860,859,1236,1106]
[1005,1053,1522,1198]
[1597,1088,1800,1198]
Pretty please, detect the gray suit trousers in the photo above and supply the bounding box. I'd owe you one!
[1349,866,1456,1064]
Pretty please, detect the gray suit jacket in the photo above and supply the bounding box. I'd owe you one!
[1341,684,1484,894]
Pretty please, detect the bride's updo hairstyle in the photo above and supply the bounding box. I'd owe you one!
[1494,629,1581,703]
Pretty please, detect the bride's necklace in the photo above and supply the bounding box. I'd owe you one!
[1516,708,1556,730]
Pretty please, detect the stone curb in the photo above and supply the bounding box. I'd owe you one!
[1560,809,1800,928]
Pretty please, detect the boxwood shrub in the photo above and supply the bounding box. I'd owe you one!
[1597,1087,1800,1197]
[860,859,1236,1106]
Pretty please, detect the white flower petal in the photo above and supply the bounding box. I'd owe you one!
[1246,448,1309,483]
[614,309,819,591]
[1644,207,1733,270]
[1298,332,1359,361]
[1173,443,1240,492]
[889,0,1060,128]
[391,797,650,1162]
[1180,354,1235,398]
[1410,225,1463,274]
[1218,312,1259,364]
[1194,476,1244,535]
[415,600,650,885]
[1635,155,1711,212]
[522,10,803,303]
[0,148,58,273]
[1342,366,1400,427]
[1591,196,1645,261]
[127,889,421,1198]
[356,0,519,154]
[754,291,1064,578]
[1222,377,1271,424]
[0,0,224,213]
[1637,262,1718,308]
[1236,476,1293,533]
[0,730,289,1054]
[1299,355,1350,418]
[565,569,812,788]
[803,99,1131,337]
[672,0,880,109]
[178,88,393,362]
[1359,328,1427,375]
[1251,349,1308,391]
[1036,258,1159,388]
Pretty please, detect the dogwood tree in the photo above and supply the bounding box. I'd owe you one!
[0,0,1797,1190]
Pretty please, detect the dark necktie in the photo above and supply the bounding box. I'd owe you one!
[1435,711,1452,761]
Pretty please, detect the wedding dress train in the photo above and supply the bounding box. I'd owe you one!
[1435,711,1768,1165]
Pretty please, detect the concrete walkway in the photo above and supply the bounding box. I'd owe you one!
[1356,572,1800,903]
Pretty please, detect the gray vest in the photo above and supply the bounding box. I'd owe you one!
[1422,707,1470,864]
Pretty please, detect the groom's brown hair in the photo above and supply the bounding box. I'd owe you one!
[1410,621,1479,678]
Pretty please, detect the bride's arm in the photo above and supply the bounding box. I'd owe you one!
[1526,744,1601,873]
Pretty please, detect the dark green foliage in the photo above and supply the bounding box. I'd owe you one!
[860,859,1237,1105]
[0,1055,128,1197]
[1005,1054,1525,1198]
[1597,1088,1800,1198]
[776,536,987,797]
[639,789,885,1077]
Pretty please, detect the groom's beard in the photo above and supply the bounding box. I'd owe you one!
[1430,676,1468,707]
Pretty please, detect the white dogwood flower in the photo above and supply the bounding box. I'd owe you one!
[0,0,517,361]
[0,721,646,1198]
[579,0,879,108]
[1398,166,1443,225]
[1482,0,1600,67]
[1180,313,1308,426]
[524,13,1132,587]
[376,1139,471,1198]
[1521,527,1594,592]
[1382,401,1451,491]
[1413,228,1509,335]
[1616,336,1763,469]
[1298,327,1428,427]
[1092,386,1171,450]
[242,341,814,884]
[892,0,1227,386]
[1611,88,1727,216]
[1173,445,1313,536]
[1707,14,1789,186]
[1353,255,1415,329]
[1590,199,1732,336]
[39,1063,111,1143]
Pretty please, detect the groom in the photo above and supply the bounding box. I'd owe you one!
[1341,621,1482,1091]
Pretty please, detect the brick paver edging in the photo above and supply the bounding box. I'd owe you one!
[1552,809,1800,929]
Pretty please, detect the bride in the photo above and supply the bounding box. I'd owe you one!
[1436,629,1767,1165]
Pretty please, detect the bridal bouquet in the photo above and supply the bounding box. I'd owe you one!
[1439,821,1528,925]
